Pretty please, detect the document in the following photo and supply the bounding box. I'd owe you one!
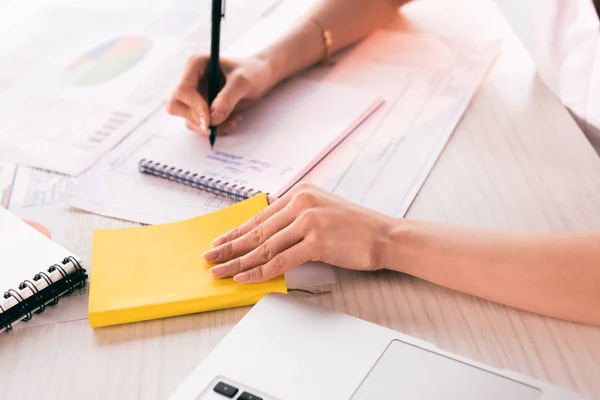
[0,0,282,175]
[137,78,381,198]
[68,30,499,222]
[68,114,237,224]
[0,162,138,329]
[300,31,501,218]
[1,161,333,329]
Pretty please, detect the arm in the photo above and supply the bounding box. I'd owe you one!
[167,0,408,134]
[385,220,600,325]
[258,0,410,87]
[204,184,600,326]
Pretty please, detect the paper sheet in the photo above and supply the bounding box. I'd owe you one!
[299,32,501,217]
[69,30,499,222]
[0,0,282,175]
[0,160,333,329]
[0,162,139,329]
[68,114,239,224]
[138,77,381,197]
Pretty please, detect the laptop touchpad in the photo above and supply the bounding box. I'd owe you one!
[351,339,542,400]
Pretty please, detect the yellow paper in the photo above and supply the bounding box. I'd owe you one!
[88,193,287,328]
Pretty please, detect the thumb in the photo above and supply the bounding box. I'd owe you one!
[210,74,251,126]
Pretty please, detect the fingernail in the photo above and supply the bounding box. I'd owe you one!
[211,235,227,247]
[209,265,227,278]
[234,272,250,283]
[199,116,207,132]
[202,247,219,262]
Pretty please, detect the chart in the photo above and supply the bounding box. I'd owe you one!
[63,36,152,86]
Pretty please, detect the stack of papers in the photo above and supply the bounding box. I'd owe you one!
[0,0,282,175]
[0,0,499,329]
[68,30,499,223]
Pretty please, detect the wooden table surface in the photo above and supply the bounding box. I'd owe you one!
[2,0,600,399]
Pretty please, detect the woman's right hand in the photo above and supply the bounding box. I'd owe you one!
[166,54,274,135]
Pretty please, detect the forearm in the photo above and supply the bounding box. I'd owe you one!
[257,0,407,87]
[382,219,600,325]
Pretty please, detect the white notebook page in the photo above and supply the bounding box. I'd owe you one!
[0,207,74,296]
[138,77,381,196]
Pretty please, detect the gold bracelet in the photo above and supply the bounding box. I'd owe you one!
[309,18,334,66]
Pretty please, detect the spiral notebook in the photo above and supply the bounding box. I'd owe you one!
[0,207,86,332]
[138,77,382,200]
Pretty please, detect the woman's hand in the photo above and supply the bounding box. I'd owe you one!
[202,183,397,283]
[166,54,273,135]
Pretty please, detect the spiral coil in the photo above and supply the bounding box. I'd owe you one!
[4,289,30,322]
[138,159,263,201]
[1,256,87,332]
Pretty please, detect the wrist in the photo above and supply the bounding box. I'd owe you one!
[254,45,289,90]
[376,218,421,273]
[254,20,324,88]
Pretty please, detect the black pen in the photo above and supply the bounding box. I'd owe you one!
[207,0,225,150]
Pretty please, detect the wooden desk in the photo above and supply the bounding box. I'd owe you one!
[2,0,600,399]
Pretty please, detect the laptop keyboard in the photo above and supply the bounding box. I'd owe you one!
[213,381,263,400]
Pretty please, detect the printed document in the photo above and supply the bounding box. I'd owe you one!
[0,0,281,175]
[68,30,499,223]
[137,77,381,198]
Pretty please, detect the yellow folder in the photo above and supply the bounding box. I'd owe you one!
[88,193,287,328]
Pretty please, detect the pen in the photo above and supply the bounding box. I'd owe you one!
[207,0,225,150]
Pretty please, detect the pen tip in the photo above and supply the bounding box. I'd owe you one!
[209,126,216,150]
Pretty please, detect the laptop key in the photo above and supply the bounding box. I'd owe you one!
[238,392,263,400]
[213,381,239,398]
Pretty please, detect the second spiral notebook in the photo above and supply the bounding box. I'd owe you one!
[138,77,382,200]
[88,193,287,328]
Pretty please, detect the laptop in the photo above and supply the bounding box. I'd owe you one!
[170,293,587,400]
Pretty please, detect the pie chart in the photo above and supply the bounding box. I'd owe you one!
[63,36,152,86]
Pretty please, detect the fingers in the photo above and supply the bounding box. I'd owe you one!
[167,56,210,133]
[210,74,252,126]
[204,204,297,264]
[217,115,242,135]
[267,195,277,204]
[208,219,303,279]
[204,183,328,283]
[169,86,209,127]
[181,55,209,87]
[185,119,208,136]
[211,183,324,248]
[211,192,294,247]
[184,114,241,136]
[233,240,313,283]
[165,99,188,119]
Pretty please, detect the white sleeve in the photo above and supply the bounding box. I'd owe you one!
[531,0,600,150]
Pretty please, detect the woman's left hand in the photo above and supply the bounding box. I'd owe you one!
[202,183,397,283]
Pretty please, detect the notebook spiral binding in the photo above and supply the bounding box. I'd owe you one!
[0,256,87,332]
[138,159,263,201]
